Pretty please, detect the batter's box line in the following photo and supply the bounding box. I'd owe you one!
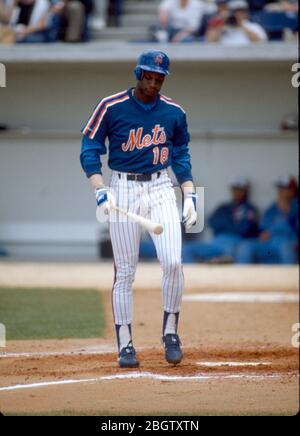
[0,372,293,392]
[0,345,150,359]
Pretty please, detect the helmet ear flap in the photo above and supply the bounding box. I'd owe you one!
[134,67,142,81]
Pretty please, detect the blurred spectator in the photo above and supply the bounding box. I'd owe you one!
[264,0,299,12]
[79,0,94,40]
[236,176,299,264]
[107,0,123,27]
[250,0,298,40]
[0,0,94,44]
[89,0,107,31]
[8,0,52,43]
[0,0,61,43]
[210,0,229,21]
[50,0,93,42]
[153,0,207,43]
[245,0,298,13]
[0,0,12,22]
[182,177,259,263]
[206,0,268,44]
[204,0,229,37]
[0,0,15,43]
[246,0,270,12]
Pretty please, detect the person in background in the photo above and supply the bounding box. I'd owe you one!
[49,0,93,42]
[0,0,15,42]
[246,0,299,12]
[236,176,298,264]
[264,0,298,40]
[264,0,298,12]
[245,0,298,12]
[204,0,229,34]
[0,0,13,22]
[249,0,298,41]
[77,0,93,39]
[107,0,123,27]
[154,0,206,42]
[182,177,259,263]
[206,0,267,43]
[8,0,51,42]
[247,0,268,12]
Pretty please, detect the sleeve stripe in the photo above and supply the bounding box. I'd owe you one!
[82,90,127,135]
[89,95,130,139]
[160,95,186,114]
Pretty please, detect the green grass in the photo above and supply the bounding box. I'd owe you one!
[0,287,105,340]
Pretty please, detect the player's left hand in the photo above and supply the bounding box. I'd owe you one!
[183,192,197,230]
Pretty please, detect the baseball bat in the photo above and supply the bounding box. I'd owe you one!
[96,205,164,235]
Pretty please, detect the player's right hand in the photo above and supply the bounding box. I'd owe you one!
[95,187,116,215]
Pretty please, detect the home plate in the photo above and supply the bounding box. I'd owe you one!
[196,361,271,367]
[183,292,298,303]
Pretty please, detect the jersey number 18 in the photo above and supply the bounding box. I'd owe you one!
[153,147,169,165]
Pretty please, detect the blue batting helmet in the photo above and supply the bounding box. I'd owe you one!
[134,50,170,80]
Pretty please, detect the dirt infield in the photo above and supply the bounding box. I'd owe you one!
[0,263,299,415]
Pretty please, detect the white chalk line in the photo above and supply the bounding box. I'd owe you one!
[0,372,290,392]
[0,347,117,359]
[0,349,270,361]
[196,361,271,367]
[183,292,298,303]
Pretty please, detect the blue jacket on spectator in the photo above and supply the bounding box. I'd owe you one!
[209,202,259,238]
[289,198,299,234]
[260,201,298,240]
[180,200,259,263]
[236,198,298,264]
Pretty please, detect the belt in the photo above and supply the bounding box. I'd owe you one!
[118,172,161,182]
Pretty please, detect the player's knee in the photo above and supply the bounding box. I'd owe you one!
[162,259,182,274]
[115,264,136,285]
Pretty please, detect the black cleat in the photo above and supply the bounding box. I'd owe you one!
[162,334,183,365]
[118,345,139,368]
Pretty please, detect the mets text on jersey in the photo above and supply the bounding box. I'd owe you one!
[121,125,166,152]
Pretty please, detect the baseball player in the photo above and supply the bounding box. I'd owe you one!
[80,50,197,368]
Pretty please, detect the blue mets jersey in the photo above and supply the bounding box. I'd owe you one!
[80,88,193,184]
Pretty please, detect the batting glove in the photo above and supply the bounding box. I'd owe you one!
[183,192,197,230]
[95,187,116,215]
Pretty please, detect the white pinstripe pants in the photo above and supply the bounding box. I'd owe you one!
[109,169,184,325]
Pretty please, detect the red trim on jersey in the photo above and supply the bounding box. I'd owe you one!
[82,90,127,136]
[89,94,130,139]
[160,95,185,113]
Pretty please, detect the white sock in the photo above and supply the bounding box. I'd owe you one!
[164,313,176,335]
[118,325,132,350]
